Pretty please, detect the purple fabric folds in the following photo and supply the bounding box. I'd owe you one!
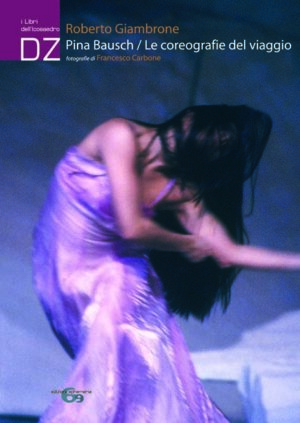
[32,147,229,422]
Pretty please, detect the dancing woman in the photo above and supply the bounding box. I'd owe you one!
[33,105,300,422]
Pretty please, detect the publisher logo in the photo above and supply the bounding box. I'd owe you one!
[51,387,93,403]
[61,387,84,403]
[0,0,60,61]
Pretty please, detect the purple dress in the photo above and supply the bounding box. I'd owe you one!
[33,147,229,422]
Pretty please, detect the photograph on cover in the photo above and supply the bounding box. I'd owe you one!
[0,1,300,422]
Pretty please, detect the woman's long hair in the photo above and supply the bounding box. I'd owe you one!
[149,105,272,320]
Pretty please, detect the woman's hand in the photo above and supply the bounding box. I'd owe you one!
[195,212,234,267]
[176,201,234,265]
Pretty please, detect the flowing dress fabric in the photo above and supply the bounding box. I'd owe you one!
[33,147,229,423]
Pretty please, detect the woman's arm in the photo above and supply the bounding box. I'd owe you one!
[177,201,300,271]
[227,244,300,271]
[89,119,203,260]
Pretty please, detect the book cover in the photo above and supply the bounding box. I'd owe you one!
[0,1,299,422]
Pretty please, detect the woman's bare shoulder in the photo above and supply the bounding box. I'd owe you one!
[91,117,134,139]
[78,118,136,160]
